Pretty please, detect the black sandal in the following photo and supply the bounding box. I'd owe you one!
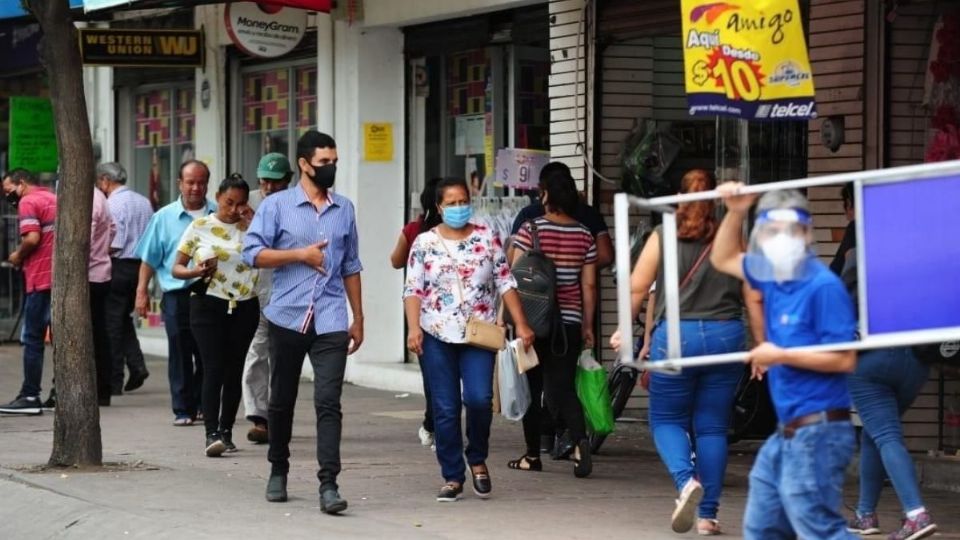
[507,455,542,471]
[572,439,592,478]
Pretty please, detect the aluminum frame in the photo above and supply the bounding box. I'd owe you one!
[612,159,960,372]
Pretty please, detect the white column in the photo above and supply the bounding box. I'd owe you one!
[333,23,406,365]
[193,5,228,188]
[316,13,335,134]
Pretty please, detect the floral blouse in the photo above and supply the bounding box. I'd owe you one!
[403,223,517,344]
[177,215,259,307]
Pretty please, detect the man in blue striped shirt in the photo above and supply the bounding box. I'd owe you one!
[243,131,363,515]
[97,162,153,396]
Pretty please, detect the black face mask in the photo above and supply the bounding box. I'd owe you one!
[307,163,336,190]
[5,190,20,207]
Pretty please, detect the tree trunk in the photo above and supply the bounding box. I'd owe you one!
[26,0,102,467]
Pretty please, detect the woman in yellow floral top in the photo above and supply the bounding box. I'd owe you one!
[173,176,260,457]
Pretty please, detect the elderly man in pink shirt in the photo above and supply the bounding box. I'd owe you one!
[90,187,116,406]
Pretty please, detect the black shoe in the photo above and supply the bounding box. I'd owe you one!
[0,395,42,415]
[205,433,226,457]
[320,489,348,514]
[573,439,593,478]
[436,482,463,502]
[111,388,123,397]
[470,464,491,499]
[221,429,237,453]
[42,390,56,410]
[552,431,574,460]
[266,474,287,502]
[124,370,149,392]
[539,434,555,454]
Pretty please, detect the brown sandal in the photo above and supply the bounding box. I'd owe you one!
[507,455,542,471]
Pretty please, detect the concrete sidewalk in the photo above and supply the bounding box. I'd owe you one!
[2,346,959,539]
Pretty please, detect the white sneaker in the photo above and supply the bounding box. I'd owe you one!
[418,426,434,447]
[671,478,704,533]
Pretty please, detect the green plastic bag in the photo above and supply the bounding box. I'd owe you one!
[575,349,615,436]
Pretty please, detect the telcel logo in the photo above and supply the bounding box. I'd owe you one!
[756,102,815,119]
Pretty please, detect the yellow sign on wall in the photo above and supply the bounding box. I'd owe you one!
[680,0,816,120]
[363,123,393,162]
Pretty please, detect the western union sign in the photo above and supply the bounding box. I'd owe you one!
[78,28,204,68]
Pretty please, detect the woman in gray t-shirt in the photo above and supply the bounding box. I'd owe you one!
[610,169,763,536]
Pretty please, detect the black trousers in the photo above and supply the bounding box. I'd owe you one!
[189,295,259,435]
[90,281,112,400]
[521,323,586,457]
[162,289,203,417]
[105,258,148,391]
[267,323,349,492]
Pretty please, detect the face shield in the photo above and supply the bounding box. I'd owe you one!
[745,208,816,283]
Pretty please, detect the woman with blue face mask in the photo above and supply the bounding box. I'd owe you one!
[403,177,535,502]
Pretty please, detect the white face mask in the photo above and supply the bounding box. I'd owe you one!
[760,233,807,282]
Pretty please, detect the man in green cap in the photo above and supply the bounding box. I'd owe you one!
[241,152,293,443]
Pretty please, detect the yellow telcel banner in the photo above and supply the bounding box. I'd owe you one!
[681,0,816,120]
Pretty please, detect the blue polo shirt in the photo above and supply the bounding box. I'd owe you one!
[744,256,856,423]
[135,197,216,293]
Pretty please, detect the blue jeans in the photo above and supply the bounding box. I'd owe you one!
[648,319,745,519]
[848,347,929,515]
[162,290,203,417]
[421,332,494,484]
[743,420,857,540]
[19,290,51,398]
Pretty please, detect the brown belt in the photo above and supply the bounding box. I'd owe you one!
[781,409,850,439]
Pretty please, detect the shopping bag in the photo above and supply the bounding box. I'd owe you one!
[575,349,615,436]
[497,344,531,421]
[492,352,501,414]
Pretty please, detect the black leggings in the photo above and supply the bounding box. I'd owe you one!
[521,323,586,458]
[190,295,260,435]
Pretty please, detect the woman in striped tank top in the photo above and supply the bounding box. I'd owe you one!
[508,170,598,479]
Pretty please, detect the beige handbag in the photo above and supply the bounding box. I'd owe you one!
[438,235,506,352]
[465,316,506,352]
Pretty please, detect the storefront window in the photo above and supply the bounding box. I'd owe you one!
[295,65,317,136]
[174,87,196,177]
[239,63,316,182]
[241,67,290,180]
[446,48,491,193]
[133,86,195,208]
[514,54,550,151]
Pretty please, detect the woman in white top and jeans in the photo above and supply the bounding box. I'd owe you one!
[404,178,535,502]
[173,176,260,457]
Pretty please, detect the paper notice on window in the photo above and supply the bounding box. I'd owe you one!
[363,122,393,162]
[455,115,485,156]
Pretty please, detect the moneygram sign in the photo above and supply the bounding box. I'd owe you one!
[680,0,817,121]
[225,2,307,58]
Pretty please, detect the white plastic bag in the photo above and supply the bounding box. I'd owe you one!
[497,344,531,421]
[578,348,603,370]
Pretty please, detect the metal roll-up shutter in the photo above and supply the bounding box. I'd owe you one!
[597,0,681,43]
